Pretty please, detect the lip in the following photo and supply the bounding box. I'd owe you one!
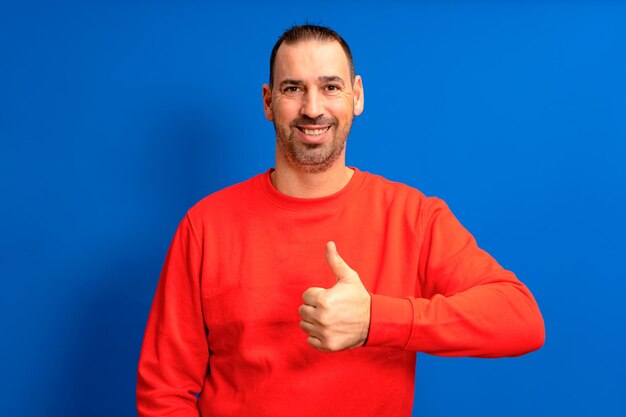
[295,125,331,144]
[296,125,330,130]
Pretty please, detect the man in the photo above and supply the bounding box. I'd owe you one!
[137,24,544,417]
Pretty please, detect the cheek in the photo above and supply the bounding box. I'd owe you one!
[331,104,354,122]
[273,101,300,123]
[328,96,354,116]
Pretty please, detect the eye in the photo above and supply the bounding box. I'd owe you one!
[324,84,341,94]
[282,86,302,94]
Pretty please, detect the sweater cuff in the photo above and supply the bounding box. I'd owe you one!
[365,294,413,349]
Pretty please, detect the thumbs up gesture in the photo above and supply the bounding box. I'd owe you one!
[299,242,371,352]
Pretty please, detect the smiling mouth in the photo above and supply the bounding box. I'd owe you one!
[297,126,331,135]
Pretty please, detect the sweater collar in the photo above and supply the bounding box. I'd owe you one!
[257,167,368,212]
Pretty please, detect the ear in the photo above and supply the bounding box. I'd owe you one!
[262,84,274,121]
[352,75,364,116]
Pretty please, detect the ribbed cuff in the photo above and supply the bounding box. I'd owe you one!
[364,294,413,349]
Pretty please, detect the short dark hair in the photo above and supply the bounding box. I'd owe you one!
[269,24,355,87]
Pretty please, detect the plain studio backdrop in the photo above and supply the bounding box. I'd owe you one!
[1,1,624,416]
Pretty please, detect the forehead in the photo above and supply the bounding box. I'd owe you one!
[274,40,351,82]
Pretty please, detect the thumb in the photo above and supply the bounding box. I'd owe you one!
[325,241,358,283]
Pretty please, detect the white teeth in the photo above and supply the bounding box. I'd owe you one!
[302,127,329,135]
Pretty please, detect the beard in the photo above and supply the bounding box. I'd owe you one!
[275,115,352,174]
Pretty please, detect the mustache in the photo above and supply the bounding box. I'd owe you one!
[290,116,337,127]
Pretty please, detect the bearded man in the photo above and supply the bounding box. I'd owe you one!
[137,24,544,417]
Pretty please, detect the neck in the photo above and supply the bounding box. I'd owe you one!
[271,159,354,198]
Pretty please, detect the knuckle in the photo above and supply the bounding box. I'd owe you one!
[318,293,333,310]
[326,338,341,352]
[317,311,331,327]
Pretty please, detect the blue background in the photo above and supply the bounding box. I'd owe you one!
[1,1,625,416]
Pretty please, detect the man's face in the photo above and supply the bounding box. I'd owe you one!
[263,40,364,174]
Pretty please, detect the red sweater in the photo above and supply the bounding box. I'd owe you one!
[137,168,544,417]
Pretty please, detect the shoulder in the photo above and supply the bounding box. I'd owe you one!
[187,171,265,219]
[356,169,452,231]
[361,170,444,209]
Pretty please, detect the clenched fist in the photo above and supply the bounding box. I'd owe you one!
[298,241,371,352]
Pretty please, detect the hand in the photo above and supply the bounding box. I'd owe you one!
[299,241,371,352]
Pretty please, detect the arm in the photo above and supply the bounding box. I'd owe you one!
[137,214,209,417]
[367,199,545,357]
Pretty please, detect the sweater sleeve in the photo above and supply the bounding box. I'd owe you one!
[366,198,545,357]
[137,214,208,417]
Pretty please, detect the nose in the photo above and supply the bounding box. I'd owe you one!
[300,89,324,119]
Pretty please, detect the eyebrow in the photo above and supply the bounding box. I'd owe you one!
[318,76,345,86]
[279,79,304,88]
[278,76,346,88]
